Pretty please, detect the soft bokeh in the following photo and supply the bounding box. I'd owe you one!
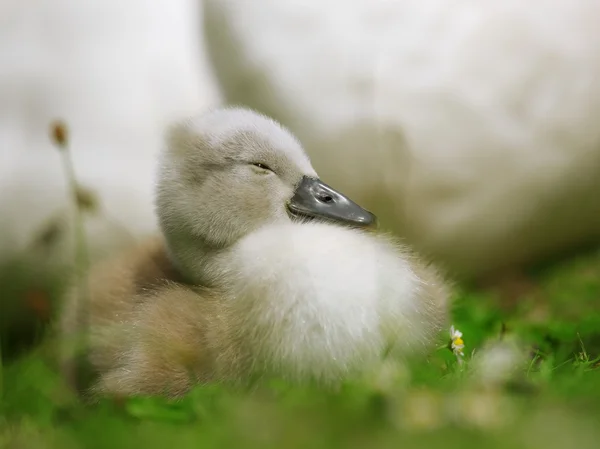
[1,1,600,448]
[0,0,220,270]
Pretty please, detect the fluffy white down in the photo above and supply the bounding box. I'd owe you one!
[203,0,600,277]
[222,222,422,384]
[0,0,221,268]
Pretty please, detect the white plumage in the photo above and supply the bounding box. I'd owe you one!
[219,221,439,384]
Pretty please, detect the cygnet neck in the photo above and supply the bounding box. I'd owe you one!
[163,231,231,288]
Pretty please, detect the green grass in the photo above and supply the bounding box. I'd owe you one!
[1,246,600,449]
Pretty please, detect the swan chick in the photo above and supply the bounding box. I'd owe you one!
[58,106,449,399]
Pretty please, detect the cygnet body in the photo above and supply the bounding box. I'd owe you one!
[59,107,449,399]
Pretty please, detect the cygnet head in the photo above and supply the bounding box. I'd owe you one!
[156,107,376,284]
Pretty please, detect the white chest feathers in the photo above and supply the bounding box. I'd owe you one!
[218,222,447,384]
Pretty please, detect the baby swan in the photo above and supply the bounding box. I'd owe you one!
[59,107,450,399]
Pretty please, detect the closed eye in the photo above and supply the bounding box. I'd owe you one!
[251,162,273,172]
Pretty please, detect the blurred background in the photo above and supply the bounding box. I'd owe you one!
[1,1,600,446]
[3,0,600,350]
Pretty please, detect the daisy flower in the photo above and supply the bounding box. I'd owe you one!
[449,325,465,364]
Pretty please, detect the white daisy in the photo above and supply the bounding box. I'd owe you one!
[450,325,465,362]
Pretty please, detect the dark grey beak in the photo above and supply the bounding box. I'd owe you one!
[287,176,377,228]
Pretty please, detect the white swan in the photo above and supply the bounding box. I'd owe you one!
[203,0,600,279]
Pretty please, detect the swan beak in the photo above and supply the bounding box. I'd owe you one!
[287,176,377,228]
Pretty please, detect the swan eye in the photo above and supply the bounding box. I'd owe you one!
[251,162,273,172]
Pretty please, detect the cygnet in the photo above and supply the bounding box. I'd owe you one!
[59,107,450,399]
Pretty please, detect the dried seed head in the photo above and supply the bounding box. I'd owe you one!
[50,120,69,148]
[74,185,99,213]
